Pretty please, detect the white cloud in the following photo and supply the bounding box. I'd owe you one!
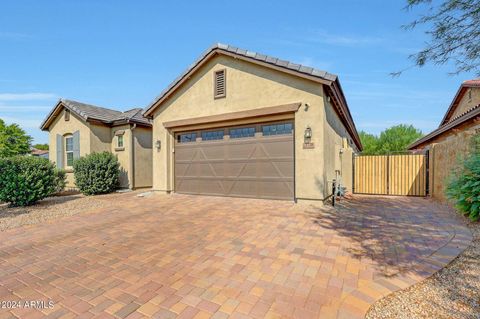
[1,116,41,129]
[0,105,51,112]
[0,93,57,101]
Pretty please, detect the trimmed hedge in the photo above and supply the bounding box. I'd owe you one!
[0,156,56,206]
[446,135,480,221]
[73,152,120,195]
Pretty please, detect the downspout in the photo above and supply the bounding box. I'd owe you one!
[130,123,137,190]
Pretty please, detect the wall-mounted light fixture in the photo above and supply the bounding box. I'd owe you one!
[304,126,312,142]
[155,140,161,150]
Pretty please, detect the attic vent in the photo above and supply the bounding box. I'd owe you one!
[214,69,226,99]
[65,109,70,121]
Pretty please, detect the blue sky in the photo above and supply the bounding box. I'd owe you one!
[0,0,476,144]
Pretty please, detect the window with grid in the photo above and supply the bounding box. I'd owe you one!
[262,123,293,136]
[214,69,226,98]
[229,127,255,139]
[65,135,74,167]
[177,132,197,143]
[117,135,124,148]
[201,130,224,141]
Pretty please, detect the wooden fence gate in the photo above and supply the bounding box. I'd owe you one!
[353,154,428,196]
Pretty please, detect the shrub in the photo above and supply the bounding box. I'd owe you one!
[446,135,480,221]
[73,152,119,195]
[0,156,56,206]
[53,168,67,193]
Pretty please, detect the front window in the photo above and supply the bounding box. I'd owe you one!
[117,135,124,148]
[65,135,73,167]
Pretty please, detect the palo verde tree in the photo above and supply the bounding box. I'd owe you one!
[399,0,480,75]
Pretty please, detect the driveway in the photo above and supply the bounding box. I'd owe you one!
[0,193,471,319]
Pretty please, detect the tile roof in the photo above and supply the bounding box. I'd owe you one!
[41,99,151,130]
[143,43,338,116]
[409,103,480,149]
[440,78,480,125]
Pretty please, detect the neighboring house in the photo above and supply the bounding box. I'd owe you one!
[31,148,49,159]
[143,44,362,202]
[409,79,480,201]
[40,99,153,189]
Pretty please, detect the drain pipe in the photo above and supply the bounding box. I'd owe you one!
[130,123,137,190]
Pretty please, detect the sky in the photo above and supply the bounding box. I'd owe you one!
[0,0,476,144]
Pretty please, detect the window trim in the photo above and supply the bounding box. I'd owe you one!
[65,134,74,168]
[213,69,226,99]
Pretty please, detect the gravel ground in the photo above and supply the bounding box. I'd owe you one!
[0,191,140,232]
[367,219,480,319]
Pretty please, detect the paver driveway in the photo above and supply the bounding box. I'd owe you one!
[0,193,471,319]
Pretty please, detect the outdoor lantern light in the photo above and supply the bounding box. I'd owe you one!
[155,140,161,150]
[304,126,312,140]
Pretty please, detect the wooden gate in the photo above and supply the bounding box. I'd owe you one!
[354,154,428,196]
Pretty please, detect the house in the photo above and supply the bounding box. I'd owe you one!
[40,99,153,189]
[409,79,480,201]
[31,148,49,159]
[143,44,362,202]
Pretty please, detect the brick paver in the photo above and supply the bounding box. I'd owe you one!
[0,193,471,318]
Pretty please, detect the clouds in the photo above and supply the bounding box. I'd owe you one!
[0,93,57,101]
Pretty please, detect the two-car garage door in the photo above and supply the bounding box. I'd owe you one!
[174,121,294,200]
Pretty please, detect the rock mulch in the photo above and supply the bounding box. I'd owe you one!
[0,191,140,232]
[366,219,480,319]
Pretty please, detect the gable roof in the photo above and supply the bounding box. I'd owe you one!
[409,103,480,149]
[40,99,151,130]
[142,43,362,150]
[439,78,480,126]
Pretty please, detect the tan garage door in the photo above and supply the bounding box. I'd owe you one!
[174,121,294,200]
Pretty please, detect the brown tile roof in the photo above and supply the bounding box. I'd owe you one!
[409,103,480,149]
[41,99,151,130]
[31,148,49,156]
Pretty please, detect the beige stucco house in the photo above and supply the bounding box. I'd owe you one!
[409,78,480,201]
[143,44,362,202]
[41,99,153,189]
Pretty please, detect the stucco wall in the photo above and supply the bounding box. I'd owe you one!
[450,87,480,120]
[48,109,91,187]
[112,125,132,188]
[323,96,356,193]
[427,121,480,202]
[133,127,153,188]
[151,54,354,200]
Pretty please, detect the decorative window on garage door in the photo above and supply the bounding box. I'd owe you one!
[262,123,293,136]
[229,127,255,139]
[201,130,224,141]
[177,132,197,143]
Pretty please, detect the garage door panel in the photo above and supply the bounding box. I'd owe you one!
[175,121,294,200]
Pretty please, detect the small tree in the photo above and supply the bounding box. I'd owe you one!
[377,125,423,154]
[73,152,120,195]
[446,134,480,221]
[33,143,49,150]
[0,118,33,157]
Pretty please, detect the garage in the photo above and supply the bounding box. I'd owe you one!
[174,121,294,200]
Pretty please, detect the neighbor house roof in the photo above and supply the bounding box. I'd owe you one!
[31,148,49,156]
[409,103,480,149]
[439,78,480,126]
[142,43,362,151]
[40,99,151,130]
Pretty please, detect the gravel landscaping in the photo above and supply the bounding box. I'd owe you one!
[0,191,141,232]
[367,218,480,319]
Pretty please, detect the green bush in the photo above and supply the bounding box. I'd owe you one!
[73,152,119,195]
[0,156,56,206]
[446,135,480,221]
[53,168,67,193]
